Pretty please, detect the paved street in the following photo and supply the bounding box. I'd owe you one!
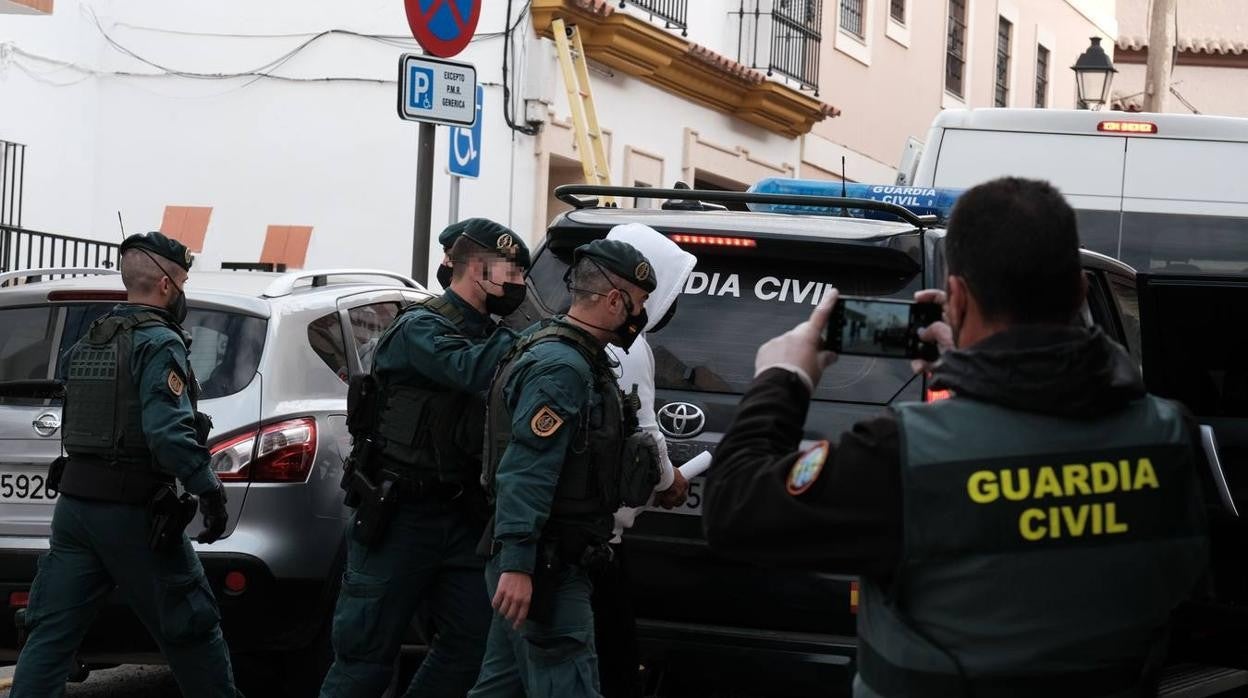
[0,664,180,697]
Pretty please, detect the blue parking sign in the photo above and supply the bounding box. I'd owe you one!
[448,86,484,179]
[407,65,434,110]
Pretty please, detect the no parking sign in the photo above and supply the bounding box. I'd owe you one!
[404,0,481,58]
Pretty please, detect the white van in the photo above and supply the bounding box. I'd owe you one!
[908,108,1248,274]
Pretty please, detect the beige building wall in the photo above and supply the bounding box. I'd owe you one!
[806,0,1116,180]
[1114,0,1248,116]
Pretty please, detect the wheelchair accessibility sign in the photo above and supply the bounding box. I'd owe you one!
[397,53,477,127]
[449,86,484,179]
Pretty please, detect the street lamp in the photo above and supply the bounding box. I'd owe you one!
[1071,37,1117,110]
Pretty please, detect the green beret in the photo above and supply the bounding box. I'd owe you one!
[573,239,656,293]
[120,232,193,271]
[455,218,531,269]
[438,220,469,250]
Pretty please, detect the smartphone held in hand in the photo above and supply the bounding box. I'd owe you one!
[822,296,942,361]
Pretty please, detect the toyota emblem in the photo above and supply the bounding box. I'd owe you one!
[657,402,706,439]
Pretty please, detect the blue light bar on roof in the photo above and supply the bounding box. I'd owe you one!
[747,178,965,223]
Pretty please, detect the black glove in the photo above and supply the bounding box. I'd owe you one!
[195,485,229,544]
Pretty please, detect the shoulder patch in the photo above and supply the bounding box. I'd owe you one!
[786,440,829,496]
[530,406,564,438]
[167,370,185,397]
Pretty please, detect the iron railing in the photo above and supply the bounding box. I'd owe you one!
[735,0,822,93]
[0,225,121,276]
[771,0,822,90]
[618,0,687,36]
[1,141,26,228]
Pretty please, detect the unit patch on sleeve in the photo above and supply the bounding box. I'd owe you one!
[787,440,829,496]
[167,370,185,397]
[530,406,564,438]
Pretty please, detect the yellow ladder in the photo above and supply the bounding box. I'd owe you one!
[552,18,614,204]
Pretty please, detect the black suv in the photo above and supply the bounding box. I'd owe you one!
[509,185,1145,695]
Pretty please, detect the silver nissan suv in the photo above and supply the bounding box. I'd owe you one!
[0,266,431,693]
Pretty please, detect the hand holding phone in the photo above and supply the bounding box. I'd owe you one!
[822,296,942,361]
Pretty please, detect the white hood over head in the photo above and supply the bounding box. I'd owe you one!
[606,223,696,331]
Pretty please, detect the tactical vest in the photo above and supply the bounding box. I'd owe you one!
[855,395,1208,698]
[482,322,627,542]
[372,295,488,485]
[59,311,194,503]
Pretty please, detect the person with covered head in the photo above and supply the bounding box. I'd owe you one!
[320,218,530,697]
[471,239,665,697]
[593,223,696,697]
[704,177,1209,698]
[13,232,236,697]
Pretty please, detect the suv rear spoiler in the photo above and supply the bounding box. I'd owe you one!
[554,185,940,229]
[0,268,120,288]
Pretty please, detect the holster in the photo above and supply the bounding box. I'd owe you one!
[528,540,564,626]
[340,438,379,509]
[348,468,399,547]
[147,485,199,552]
[192,411,214,446]
[47,456,68,493]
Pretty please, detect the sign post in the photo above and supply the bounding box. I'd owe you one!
[398,0,481,285]
[447,85,484,226]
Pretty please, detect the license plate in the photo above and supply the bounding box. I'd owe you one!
[648,477,704,517]
[0,469,59,503]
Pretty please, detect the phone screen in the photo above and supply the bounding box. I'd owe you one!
[825,297,941,360]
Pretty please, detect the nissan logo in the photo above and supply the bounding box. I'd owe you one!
[32,412,60,438]
[657,402,706,439]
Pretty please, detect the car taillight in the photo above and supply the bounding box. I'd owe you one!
[669,234,757,248]
[924,388,952,403]
[208,418,317,483]
[1097,120,1158,134]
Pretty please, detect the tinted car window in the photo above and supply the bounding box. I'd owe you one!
[0,307,56,381]
[1121,211,1248,274]
[1108,274,1142,364]
[49,304,266,399]
[348,303,400,375]
[529,245,921,404]
[308,311,349,383]
[183,310,267,399]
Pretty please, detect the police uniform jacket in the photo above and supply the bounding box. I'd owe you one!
[703,325,1211,698]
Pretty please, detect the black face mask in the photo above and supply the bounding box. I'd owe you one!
[138,249,188,325]
[613,291,648,351]
[649,298,678,334]
[168,288,188,325]
[486,282,527,317]
[436,264,453,289]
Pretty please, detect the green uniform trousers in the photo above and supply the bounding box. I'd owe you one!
[319,498,491,698]
[468,556,601,698]
[11,494,235,698]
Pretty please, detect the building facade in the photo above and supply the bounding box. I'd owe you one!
[0,0,1115,280]
[1114,0,1248,116]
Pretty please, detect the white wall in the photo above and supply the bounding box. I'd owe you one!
[1,0,802,281]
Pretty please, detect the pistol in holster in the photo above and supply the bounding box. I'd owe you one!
[147,485,199,552]
[348,467,399,547]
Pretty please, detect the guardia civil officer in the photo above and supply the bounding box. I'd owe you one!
[319,218,530,698]
[703,177,1210,698]
[470,239,662,697]
[13,232,236,698]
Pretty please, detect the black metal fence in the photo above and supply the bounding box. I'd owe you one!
[0,225,121,276]
[1,141,26,228]
[619,0,688,35]
[770,0,822,90]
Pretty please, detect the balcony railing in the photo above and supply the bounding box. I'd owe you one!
[0,225,120,276]
[735,0,822,93]
[1,140,27,228]
[618,0,687,36]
